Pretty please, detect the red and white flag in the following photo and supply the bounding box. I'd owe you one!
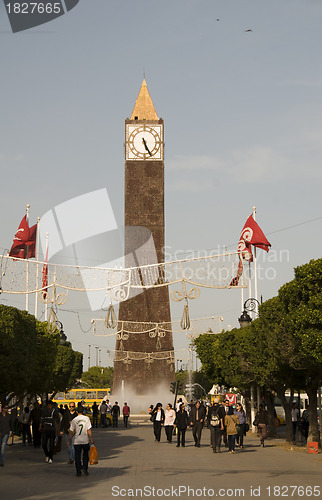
[9,216,37,259]
[238,215,271,256]
[230,214,271,286]
[9,216,29,253]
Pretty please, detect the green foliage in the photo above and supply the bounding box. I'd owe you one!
[28,319,60,395]
[0,305,38,402]
[194,258,322,442]
[81,366,113,388]
[0,305,83,403]
[51,344,83,393]
[174,369,213,398]
[279,258,322,372]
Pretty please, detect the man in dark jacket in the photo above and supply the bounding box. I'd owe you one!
[61,402,78,464]
[30,402,42,448]
[208,398,225,453]
[190,401,206,447]
[0,403,13,467]
[112,402,120,428]
[39,400,61,463]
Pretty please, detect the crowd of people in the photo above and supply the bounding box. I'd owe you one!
[149,398,270,453]
[0,395,309,473]
[0,398,130,476]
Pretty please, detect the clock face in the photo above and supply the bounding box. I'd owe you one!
[126,124,163,160]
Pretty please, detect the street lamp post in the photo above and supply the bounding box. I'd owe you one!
[238,298,261,431]
[238,298,260,328]
[56,320,67,345]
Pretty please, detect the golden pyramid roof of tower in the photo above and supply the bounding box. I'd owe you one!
[130,79,159,120]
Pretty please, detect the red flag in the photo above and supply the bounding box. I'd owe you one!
[230,258,243,286]
[25,223,37,258]
[9,216,37,259]
[230,214,271,286]
[9,216,30,252]
[238,215,271,255]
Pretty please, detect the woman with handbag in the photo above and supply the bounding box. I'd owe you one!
[254,404,268,447]
[234,403,246,448]
[224,406,239,454]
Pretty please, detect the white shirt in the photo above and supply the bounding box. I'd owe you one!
[155,410,162,421]
[164,409,176,426]
[70,414,92,445]
[291,408,299,422]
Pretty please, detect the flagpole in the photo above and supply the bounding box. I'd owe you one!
[34,217,40,319]
[248,261,252,302]
[25,204,30,312]
[253,206,258,317]
[45,232,49,322]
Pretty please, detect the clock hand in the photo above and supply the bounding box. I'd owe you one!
[142,137,152,156]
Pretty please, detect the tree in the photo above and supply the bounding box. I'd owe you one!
[278,258,322,443]
[0,305,38,403]
[0,304,83,403]
[28,319,60,397]
[195,259,322,444]
[81,366,114,388]
[50,343,83,395]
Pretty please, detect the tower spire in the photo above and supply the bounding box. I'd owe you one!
[130,78,159,120]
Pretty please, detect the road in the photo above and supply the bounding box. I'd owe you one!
[1,420,321,500]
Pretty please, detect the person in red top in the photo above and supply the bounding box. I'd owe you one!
[122,403,130,428]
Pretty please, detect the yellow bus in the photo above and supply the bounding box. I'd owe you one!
[52,388,111,408]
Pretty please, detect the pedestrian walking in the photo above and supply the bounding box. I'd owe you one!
[254,404,268,447]
[176,398,183,412]
[61,401,78,464]
[112,402,120,427]
[0,403,13,467]
[122,403,130,427]
[164,403,176,443]
[224,406,239,454]
[190,401,206,447]
[30,402,42,448]
[67,406,94,477]
[174,403,189,447]
[99,400,108,428]
[291,402,300,443]
[20,407,32,446]
[39,400,61,463]
[91,402,99,428]
[235,402,247,448]
[208,398,225,453]
[301,407,309,443]
[222,399,230,447]
[151,403,165,442]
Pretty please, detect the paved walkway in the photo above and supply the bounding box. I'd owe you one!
[1,421,321,500]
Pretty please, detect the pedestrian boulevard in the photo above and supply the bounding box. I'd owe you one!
[1,422,322,500]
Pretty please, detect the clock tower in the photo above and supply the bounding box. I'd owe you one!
[113,79,175,394]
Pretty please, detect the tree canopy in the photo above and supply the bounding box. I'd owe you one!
[0,304,83,403]
[81,366,114,388]
[194,258,322,443]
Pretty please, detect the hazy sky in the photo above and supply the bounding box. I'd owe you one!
[1,0,321,370]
